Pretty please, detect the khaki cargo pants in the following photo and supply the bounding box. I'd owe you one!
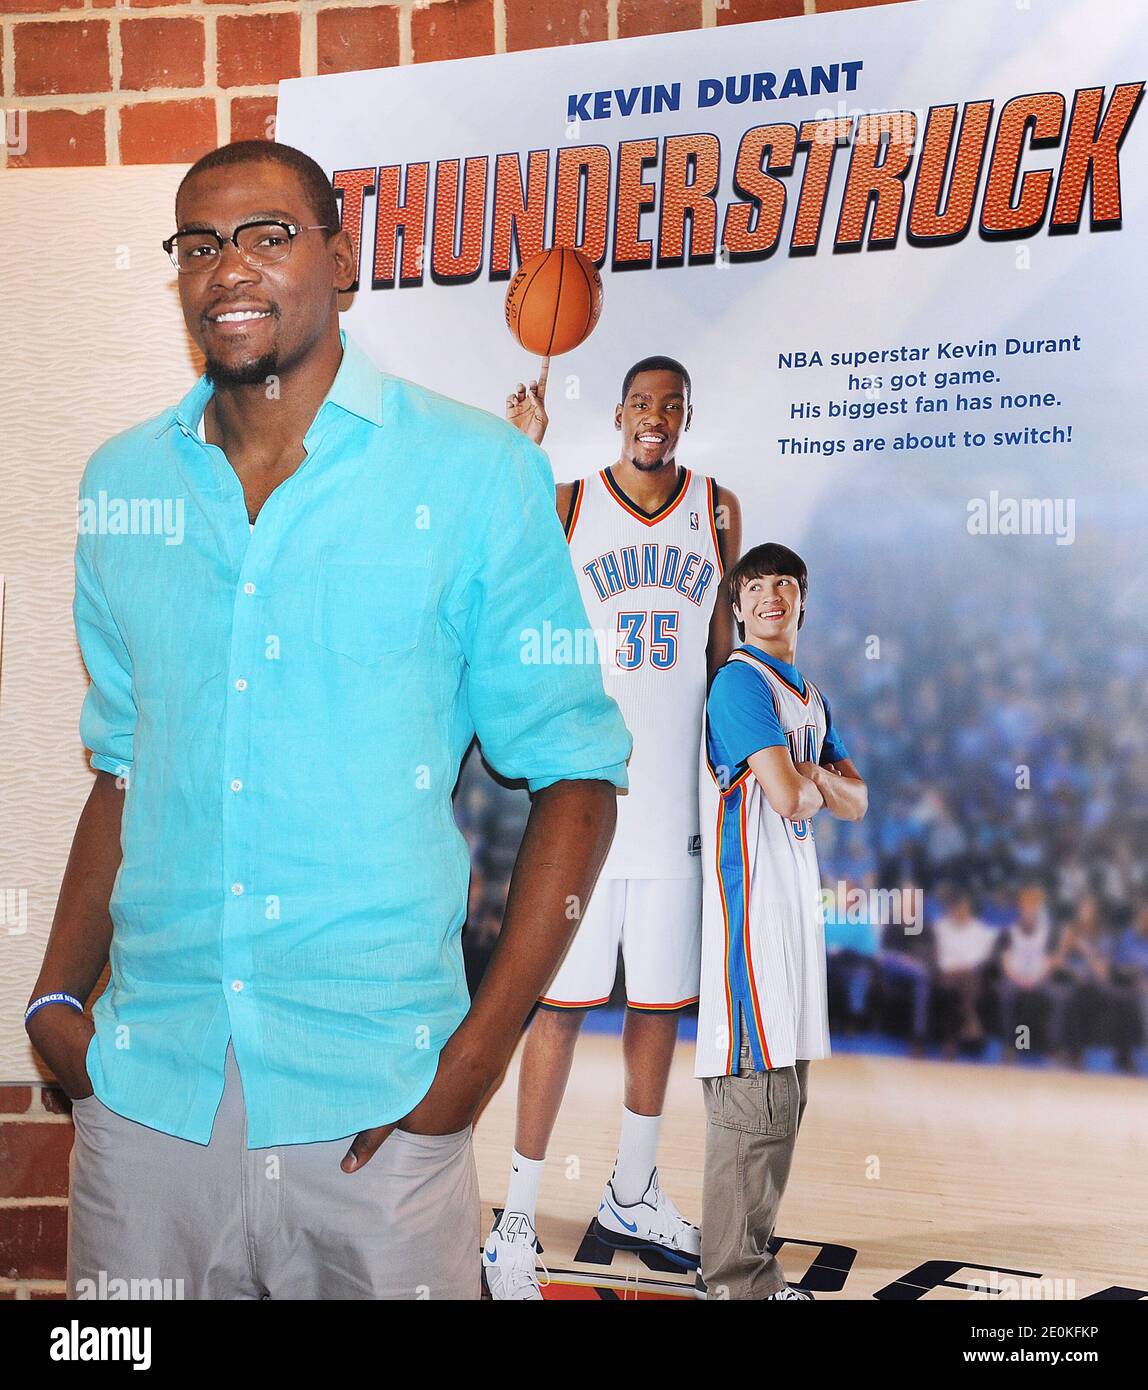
[700,1036,811,1300]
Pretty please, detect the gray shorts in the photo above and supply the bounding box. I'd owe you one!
[67,1042,480,1300]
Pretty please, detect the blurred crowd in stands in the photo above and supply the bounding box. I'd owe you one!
[811,517,1148,1071]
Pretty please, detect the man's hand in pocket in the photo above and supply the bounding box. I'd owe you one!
[26,1006,96,1102]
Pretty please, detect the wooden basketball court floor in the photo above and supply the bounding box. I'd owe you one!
[474,1034,1148,1300]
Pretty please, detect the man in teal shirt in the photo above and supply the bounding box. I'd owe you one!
[26,140,630,1300]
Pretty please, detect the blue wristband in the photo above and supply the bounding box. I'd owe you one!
[24,993,84,1027]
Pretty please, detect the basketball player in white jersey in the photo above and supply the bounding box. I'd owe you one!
[482,357,741,1298]
[696,542,867,1300]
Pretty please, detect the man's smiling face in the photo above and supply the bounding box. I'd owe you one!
[172,160,345,388]
[615,369,691,473]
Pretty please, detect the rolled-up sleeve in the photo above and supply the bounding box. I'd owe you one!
[453,433,631,793]
[74,523,136,777]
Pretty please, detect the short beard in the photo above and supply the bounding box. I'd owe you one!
[204,348,280,389]
[627,451,673,473]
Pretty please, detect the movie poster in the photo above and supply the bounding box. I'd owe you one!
[273,0,1146,1299]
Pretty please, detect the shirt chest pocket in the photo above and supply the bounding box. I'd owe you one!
[311,557,432,666]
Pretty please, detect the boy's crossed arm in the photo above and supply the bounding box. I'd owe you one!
[747,746,825,822]
[744,746,868,824]
[797,755,868,822]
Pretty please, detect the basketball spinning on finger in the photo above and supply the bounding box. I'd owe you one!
[505,246,604,441]
[505,246,603,356]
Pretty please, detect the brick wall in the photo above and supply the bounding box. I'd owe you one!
[0,1084,74,1298]
[0,0,907,1300]
[0,0,910,169]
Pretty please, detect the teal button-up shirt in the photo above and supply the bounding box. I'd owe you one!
[75,329,630,1146]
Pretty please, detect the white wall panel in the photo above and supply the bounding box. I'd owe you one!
[0,165,196,1080]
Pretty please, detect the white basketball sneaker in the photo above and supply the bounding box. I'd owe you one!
[482,1211,547,1300]
[593,1168,701,1270]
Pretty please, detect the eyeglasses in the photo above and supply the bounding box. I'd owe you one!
[162,220,333,273]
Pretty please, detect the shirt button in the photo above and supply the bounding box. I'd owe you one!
[231,882,244,896]
[231,980,244,993]
[243,582,256,595]
[230,779,243,793]
[234,678,248,692]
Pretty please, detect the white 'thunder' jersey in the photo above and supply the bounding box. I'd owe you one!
[565,466,724,879]
[695,649,832,1076]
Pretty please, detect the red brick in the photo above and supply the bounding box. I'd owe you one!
[119,97,216,165]
[0,1122,73,1199]
[0,0,81,13]
[217,12,301,89]
[0,1289,16,1297]
[619,0,702,37]
[14,19,110,98]
[31,1287,67,1298]
[93,0,177,7]
[40,1087,72,1116]
[716,0,803,21]
[411,0,494,63]
[506,0,607,51]
[7,107,106,166]
[815,0,913,10]
[230,94,278,145]
[0,1087,32,1115]
[317,6,399,76]
[121,17,205,91]
[0,1204,68,1280]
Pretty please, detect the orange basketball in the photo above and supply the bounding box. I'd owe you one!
[504,246,603,356]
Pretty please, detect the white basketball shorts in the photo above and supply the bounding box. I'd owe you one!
[539,877,702,1012]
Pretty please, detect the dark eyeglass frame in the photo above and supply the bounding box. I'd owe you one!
[162,220,333,273]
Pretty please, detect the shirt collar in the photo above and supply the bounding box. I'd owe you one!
[157,327,384,439]
[741,643,805,693]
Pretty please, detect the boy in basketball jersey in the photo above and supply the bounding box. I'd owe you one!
[696,542,867,1300]
[483,358,741,1297]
